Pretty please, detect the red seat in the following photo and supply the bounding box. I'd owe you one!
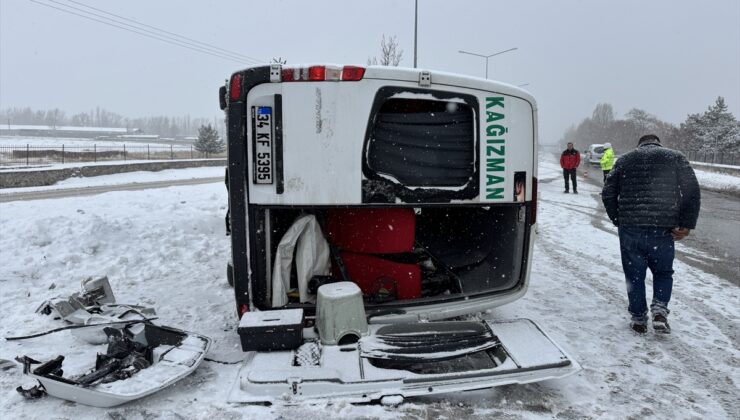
[325,208,420,300]
[325,208,415,254]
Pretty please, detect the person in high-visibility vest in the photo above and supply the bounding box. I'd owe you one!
[600,143,615,181]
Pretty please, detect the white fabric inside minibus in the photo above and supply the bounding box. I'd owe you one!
[271,214,331,307]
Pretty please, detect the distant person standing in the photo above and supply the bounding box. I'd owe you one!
[560,142,580,193]
[601,134,700,334]
[600,142,615,181]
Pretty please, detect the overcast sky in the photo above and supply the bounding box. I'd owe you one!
[1,0,738,144]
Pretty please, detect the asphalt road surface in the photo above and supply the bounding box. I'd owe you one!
[580,163,740,285]
[0,177,223,203]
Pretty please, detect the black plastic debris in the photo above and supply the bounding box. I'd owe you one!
[16,384,47,399]
[20,324,186,389]
[16,355,42,374]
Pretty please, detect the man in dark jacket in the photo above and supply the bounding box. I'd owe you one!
[560,142,580,193]
[602,134,700,334]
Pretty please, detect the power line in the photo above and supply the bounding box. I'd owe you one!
[30,0,248,64]
[46,0,262,64]
[65,0,264,64]
[28,0,263,65]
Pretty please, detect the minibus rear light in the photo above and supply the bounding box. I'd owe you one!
[341,66,366,81]
[229,73,242,101]
[279,65,365,82]
[308,66,326,81]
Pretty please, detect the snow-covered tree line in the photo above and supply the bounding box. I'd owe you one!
[0,106,224,139]
[561,97,740,154]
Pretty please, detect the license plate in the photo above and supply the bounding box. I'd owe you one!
[252,106,273,184]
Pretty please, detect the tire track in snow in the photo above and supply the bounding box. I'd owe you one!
[541,155,740,284]
[543,188,738,328]
[536,235,738,416]
[540,193,739,347]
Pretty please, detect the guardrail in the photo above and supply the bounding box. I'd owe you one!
[681,150,739,167]
[0,144,226,166]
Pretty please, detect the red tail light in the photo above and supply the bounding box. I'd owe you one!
[308,66,326,81]
[229,73,243,101]
[238,303,249,318]
[281,68,297,81]
[530,177,538,225]
[341,65,366,81]
[278,65,365,82]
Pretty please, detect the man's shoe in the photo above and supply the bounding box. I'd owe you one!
[653,314,671,334]
[564,190,569,193]
[573,190,578,194]
[631,322,647,334]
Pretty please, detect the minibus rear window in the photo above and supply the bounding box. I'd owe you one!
[366,98,475,187]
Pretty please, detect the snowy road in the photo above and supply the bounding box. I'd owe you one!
[521,158,739,418]
[581,161,740,285]
[0,177,223,202]
[0,159,738,419]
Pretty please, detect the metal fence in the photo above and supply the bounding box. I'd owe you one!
[681,150,740,167]
[0,144,226,166]
[4,143,735,167]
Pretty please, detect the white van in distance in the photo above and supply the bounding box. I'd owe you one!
[220,64,579,404]
[586,143,605,164]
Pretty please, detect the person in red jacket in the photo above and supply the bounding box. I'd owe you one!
[560,142,581,193]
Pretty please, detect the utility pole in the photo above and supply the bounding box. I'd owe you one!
[413,0,418,68]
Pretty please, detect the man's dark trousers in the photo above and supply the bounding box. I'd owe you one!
[618,226,675,324]
[563,168,577,192]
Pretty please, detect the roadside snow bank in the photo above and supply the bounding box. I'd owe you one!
[693,168,740,196]
[1,166,225,194]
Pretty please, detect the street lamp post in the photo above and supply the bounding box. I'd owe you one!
[458,47,518,79]
[413,0,418,68]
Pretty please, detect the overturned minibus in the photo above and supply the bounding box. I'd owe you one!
[220,64,578,404]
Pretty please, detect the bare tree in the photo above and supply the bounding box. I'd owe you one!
[368,34,404,66]
[591,103,615,129]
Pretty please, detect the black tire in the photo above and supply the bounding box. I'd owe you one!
[227,262,234,288]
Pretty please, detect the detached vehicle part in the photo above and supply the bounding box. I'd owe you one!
[35,276,155,344]
[19,324,211,408]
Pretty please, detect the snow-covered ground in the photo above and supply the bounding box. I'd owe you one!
[0,157,737,419]
[693,167,740,195]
